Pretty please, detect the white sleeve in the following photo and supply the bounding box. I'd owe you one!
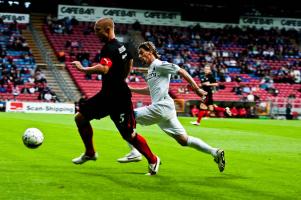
[156,62,180,75]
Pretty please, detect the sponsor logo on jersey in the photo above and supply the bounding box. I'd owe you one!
[147,67,157,80]
[147,72,157,80]
[118,45,126,54]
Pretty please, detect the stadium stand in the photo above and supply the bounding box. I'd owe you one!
[37,7,301,119]
[0,20,58,102]
[43,21,301,107]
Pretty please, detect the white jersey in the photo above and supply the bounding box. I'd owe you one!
[146,59,180,103]
[135,59,187,135]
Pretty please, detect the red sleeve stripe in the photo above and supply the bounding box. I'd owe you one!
[100,57,113,68]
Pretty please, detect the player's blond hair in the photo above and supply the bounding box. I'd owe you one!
[138,41,160,59]
[95,17,114,30]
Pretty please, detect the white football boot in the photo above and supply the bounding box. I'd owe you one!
[146,156,161,176]
[190,121,200,126]
[72,152,98,164]
[117,151,142,163]
[214,149,225,172]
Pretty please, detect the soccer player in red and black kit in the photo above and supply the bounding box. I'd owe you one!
[191,65,232,126]
[71,18,160,175]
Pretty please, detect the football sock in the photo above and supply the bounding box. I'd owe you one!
[78,124,95,156]
[130,134,157,164]
[197,110,208,123]
[127,142,141,155]
[187,136,217,157]
[214,106,226,112]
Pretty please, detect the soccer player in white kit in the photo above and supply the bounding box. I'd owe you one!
[118,41,225,172]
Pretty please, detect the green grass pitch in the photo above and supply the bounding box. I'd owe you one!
[0,112,300,200]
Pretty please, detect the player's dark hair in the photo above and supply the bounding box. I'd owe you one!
[138,41,160,59]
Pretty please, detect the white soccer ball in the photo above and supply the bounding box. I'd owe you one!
[22,128,44,149]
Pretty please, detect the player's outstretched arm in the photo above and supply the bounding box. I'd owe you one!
[129,86,150,95]
[72,60,110,74]
[133,67,148,73]
[178,68,207,97]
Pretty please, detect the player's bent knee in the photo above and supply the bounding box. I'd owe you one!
[121,131,136,142]
[74,112,89,127]
[174,135,188,146]
[178,140,188,146]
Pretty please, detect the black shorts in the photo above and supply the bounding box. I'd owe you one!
[79,92,136,139]
[204,93,213,106]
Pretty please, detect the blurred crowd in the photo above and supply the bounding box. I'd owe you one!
[0,19,58,102]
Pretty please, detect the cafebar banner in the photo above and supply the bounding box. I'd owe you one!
[6,101,75,114]
[240,16,301,29]
[0,12,30,23]
[58,4,181,26]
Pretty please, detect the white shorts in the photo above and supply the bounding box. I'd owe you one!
[135,100,187,136]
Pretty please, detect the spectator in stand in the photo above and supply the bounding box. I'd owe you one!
[53,23,65,34]
[238,107,247,118]
[45,14,53,26]
[27,75,35,84]
[247,92,255,102]
[246,106,256,118]
[260,75,274,90]
[96,74,102,80]
[129,73,140,82]
[286,103,293,120]
[242,84,251,94]
[71,40,80,49]
[190,105,199,117]
[34,69,47,84]
[234,75,242,83]
[288,93,296,100]
[173,53,184,65]
[232,82,242,95]
[65,40,71,48]
[82,49,90,61]
[83,24,94,36]
[21,83,34,94]
[136,100,143,108]
[44,91,52,101]
[218,82,225,90]
[21,84,29,94]
[225,73,232,82]
[0,47,7,58]
[12,84,20,100]
[270,88,279,97]
[0,97,5,112]
[292,67,300,83]
[0,84,7,93]
[81,58,92,80]
[58,50,66,62]
[70,16,79,26]
[35,82,46,93]
[230,106,238,117]
[93,50,101,62]
[0,16,4,25]
[132,20,141,31]
[6,83,12,93]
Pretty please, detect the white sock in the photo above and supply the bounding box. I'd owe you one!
[127,143,141,155]
[187,136,217,157]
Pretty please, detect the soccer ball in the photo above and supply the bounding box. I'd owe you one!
[22,128,44,149]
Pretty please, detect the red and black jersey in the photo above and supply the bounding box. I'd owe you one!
[99,39,132,99]
[199,73,216,95]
